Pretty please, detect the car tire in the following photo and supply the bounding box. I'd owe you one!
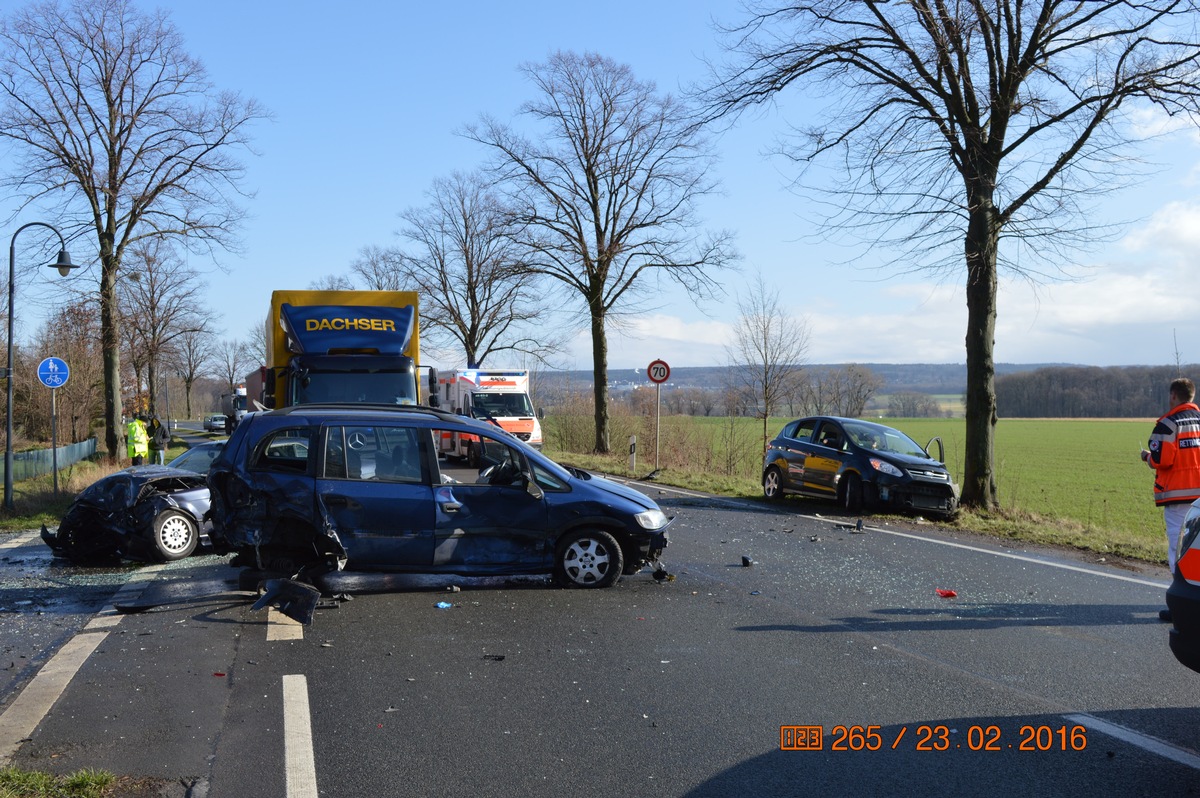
[467,442,480,469]
[763,466,784,500]
[840,474,864,514]
[554,529,624,588]
[153,510,198,561]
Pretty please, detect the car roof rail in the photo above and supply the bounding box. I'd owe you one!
[273,403,461,422]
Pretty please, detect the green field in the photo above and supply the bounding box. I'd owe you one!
[886,417,1155,538]
[544,414,1167,564]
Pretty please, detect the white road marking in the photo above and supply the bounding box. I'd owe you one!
[1065,713,1200,770]
[877,528,1168,589]
[0,530,39,550]
[268,607,304,641]
[282,674,319,798]
[0,562,170,763]
[0,631,107,763]
[85,563,169,630]
[637,481,1170,589]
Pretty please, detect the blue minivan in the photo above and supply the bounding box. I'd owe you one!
[207,404,671,588]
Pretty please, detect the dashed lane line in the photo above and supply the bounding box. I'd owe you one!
[0,632,107,762]
[635,481,1170,589]
[0,563,167,764]
[282,674,319,798]
[268,608,305,641]
[0,530,39,550]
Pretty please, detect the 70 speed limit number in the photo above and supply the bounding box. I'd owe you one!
[647,359,670,384]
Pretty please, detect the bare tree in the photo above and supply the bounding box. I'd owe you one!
[395,170,554,368]
[116,240,209,418]
[244,319,270,368]
[701,1,1200,508]
[350,245,407,291]
[308,274,355,291]
[829,364,884,417]
[796,371,836,417]
[725,275,809,453]
[211,337,251,393]
[29,300,103,443]
[467,51,736,453]
[168,327,215,419]
[889,392,945,418]
[0,0,265,460]
[117,299,148,417]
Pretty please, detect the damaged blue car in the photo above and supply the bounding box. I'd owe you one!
[207,405,672,589]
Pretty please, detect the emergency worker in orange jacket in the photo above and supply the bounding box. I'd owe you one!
[1143,377,1200,621]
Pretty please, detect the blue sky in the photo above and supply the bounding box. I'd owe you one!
[11,0,1200,373]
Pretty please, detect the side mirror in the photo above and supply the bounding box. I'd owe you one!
[536,407,545,420]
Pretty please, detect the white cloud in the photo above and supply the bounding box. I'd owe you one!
[1121,200,1200,257]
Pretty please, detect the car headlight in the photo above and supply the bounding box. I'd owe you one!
[635,508,669,530]
[869,458,904,478]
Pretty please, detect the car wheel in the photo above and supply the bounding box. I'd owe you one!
[763,466,784,500]
[555,529,624,588]
[467,442,480,469]
[840,474,864,514]
[153,510,198,561]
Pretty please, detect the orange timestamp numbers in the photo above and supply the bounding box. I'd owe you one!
[780,724,1087,752]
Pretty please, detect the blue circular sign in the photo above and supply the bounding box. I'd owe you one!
[37,357,69,389]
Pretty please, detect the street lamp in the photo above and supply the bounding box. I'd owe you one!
[5,222,75,512]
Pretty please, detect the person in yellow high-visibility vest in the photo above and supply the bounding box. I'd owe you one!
[126,414,148,465]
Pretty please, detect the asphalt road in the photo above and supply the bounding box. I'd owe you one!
[1,484,1197,797]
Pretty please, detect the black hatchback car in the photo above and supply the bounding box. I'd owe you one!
[762,416,959,517]
[207,404,671,588]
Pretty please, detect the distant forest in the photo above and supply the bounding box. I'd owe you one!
[995,365,1198,418]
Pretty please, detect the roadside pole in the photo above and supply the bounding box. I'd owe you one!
[37,357,69,498]
[647,360,670,474]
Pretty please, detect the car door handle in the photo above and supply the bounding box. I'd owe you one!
[440,500,461,513]
[324,496,350,508]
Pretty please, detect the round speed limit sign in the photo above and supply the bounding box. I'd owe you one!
[647,359,670,384]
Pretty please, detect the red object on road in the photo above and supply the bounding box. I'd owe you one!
[935,589,957,598]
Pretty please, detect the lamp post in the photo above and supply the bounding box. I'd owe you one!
[6,222,74,512]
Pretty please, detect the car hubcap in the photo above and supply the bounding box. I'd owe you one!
[765,472,778,496]
[159,516,193,553]
[564,538,611,584]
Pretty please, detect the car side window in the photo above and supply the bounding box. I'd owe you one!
[374,426,423,483]
[251,428,313,474]
[817,425,844,450]
[430,426,525,488]
[793,420,816,442]
[530,460,567,492]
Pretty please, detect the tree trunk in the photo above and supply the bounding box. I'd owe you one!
[590,305,610,453]
[961,199,1000,509]
[100,259,123,461]
[147,358,158,417]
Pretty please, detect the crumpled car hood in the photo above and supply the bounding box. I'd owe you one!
[42,466,209,562]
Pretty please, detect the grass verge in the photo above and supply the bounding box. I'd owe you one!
[0,765,174,798]
[546,444,1167,566]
